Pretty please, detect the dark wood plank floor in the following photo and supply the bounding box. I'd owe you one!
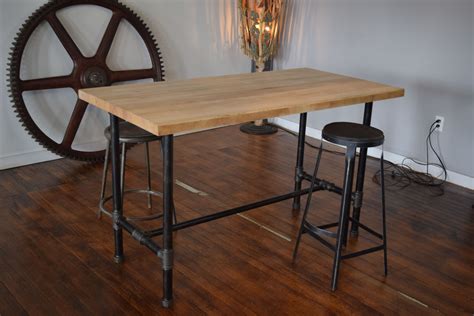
[1,125,473,315]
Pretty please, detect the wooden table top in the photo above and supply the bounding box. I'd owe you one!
[79,68,404,136]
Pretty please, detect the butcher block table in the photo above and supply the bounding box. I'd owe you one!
[79,68,404,307]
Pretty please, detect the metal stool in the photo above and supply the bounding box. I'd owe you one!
[99,121,176,223]
[293,122,387,291]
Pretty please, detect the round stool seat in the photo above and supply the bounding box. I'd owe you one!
[104,121,161,144]
[322,122,384,148]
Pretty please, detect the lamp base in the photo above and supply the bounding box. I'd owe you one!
[240,122,278,135]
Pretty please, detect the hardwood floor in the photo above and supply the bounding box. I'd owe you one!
[0,125,472,315]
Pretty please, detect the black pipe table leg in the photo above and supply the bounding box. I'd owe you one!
[110,114,124,263]
[292,113,307,211]
[350,102,373,236]
[161,135,174,308]
[331,145,356,291]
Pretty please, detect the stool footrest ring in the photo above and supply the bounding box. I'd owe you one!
[347,217,383,239]
[100,189,164,222]
[303,218,385,258]
[304,221,338,238]
[341,245,385,260]
[303,227,336,251]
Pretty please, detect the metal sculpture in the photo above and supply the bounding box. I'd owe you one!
[7,0,164,162]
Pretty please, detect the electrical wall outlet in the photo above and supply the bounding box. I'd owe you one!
[435,116,445,132]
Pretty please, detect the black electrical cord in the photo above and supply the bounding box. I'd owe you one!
[372,119,446,196]
[269,120,447,196]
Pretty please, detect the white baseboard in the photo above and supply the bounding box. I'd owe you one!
[0,127,219,170]
[0,148,61,170]
[0,139,106,170]
[270,117,474,190]
[0,126,218,171]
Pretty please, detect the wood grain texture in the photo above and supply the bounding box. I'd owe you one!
[79,68,404,136]
[0,126,472,315]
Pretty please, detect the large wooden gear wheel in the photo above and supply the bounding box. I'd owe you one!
[7,0,164,162]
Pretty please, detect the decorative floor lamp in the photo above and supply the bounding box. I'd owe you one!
[238,0,284,135]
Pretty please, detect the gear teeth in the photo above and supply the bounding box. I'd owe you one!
[7,0,155,163]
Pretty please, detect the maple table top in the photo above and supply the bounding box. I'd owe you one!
[79,68,404,136]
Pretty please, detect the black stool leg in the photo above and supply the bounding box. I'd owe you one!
[292,142,323,261]
[145,142,153,209]
[331,145,356,291]
[172,202,178,224]
[380,150,388,276]
[98,140,110,219]
[342,189,351,247]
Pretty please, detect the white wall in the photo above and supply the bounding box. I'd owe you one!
[1,0,473,184]
[0,0,249,169]
[277,0,474,179]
